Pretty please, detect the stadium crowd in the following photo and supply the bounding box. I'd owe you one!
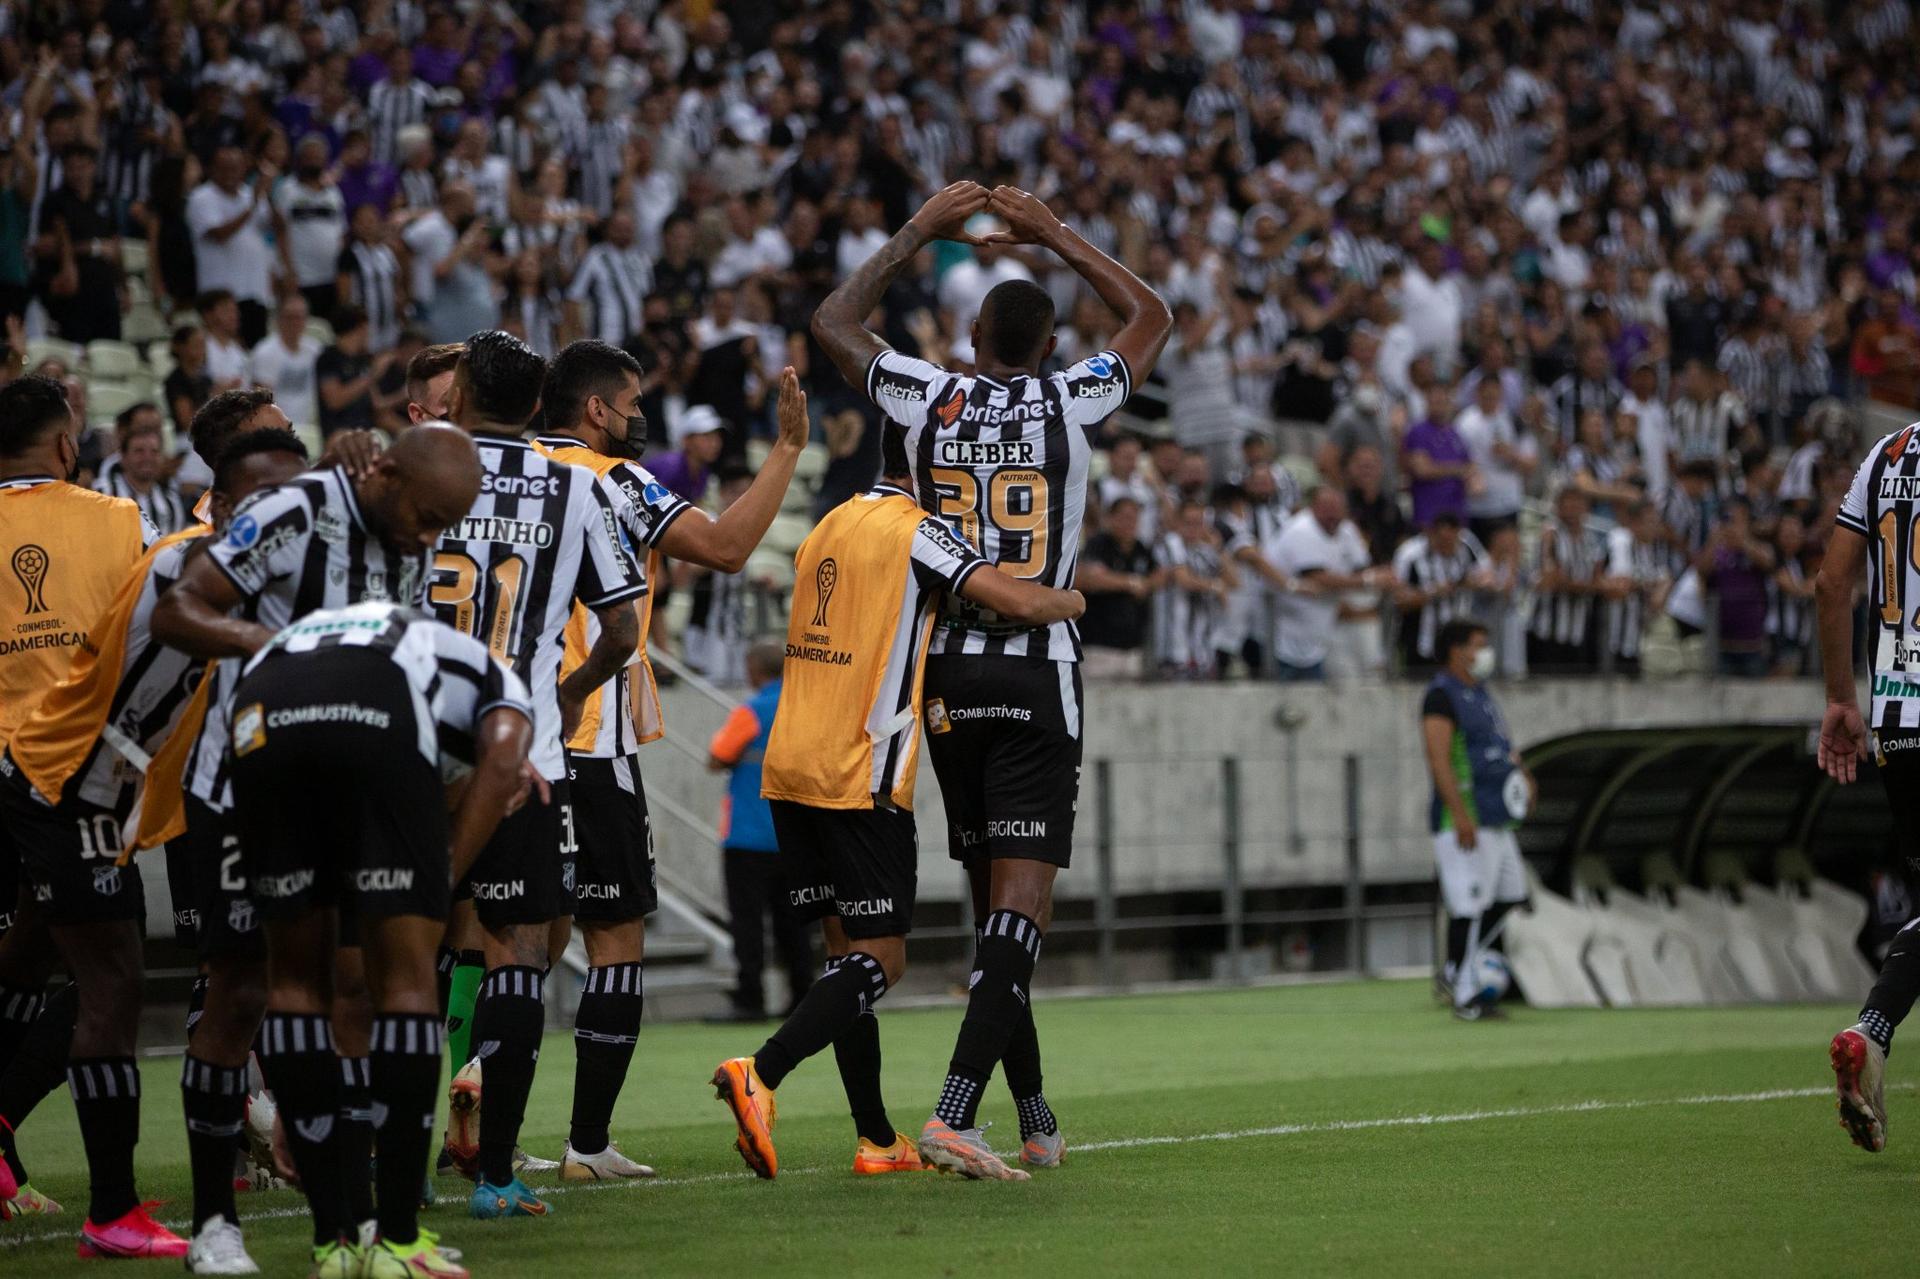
[0,0,1909,681]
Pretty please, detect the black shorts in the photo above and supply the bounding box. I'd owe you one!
[162,839,201,950]
[770,800,917,940]
[228,649,450,924]
[454,777,574,928]
[922,655,1083,866]
[567,753,657,922]
[0,749,144,925]
[1877,730,1920,868]
[178,795,264,959]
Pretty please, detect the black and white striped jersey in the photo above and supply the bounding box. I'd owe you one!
[566,242,652,346]
[185,467,433,809]
[1838,425,1920,729]
[1528,519,1609,646]
[1766,558,1813,652]
[430,436,645,780]
[1391,530,1486,662]
[240,602,532,779]
[1606,529,1671,661]
[867,347,1132,662]
[341,239,403,352]
[94,462,191,536]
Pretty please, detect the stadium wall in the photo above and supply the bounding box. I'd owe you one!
[648,677,1826,908]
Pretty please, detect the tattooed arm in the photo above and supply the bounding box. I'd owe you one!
[811,180,989,391]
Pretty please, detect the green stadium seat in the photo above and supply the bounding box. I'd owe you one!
[85,382,142,428]
[86,340,144,381]
[26,337,82,372]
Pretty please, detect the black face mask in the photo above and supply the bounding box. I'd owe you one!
[605,405,648,460]
[298,163,324,180]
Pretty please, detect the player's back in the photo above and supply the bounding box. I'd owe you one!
[431,435,642,777]
[0,477,150,744]
[1842,423,1920,728]
[763,483,984,811]
[868,347,1132,661]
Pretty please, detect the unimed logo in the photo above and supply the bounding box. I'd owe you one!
[1875,673,1920,700]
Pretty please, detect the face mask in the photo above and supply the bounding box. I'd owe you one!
[602,401,648,460]
[1470,647,1497,681]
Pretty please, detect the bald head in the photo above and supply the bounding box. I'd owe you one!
[358,423,481,552]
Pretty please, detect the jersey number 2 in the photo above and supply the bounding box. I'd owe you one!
[928,467,1050,578]
[431,550,527,666]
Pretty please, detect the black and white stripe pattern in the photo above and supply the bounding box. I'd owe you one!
[68,1058,140,1101]
[871,348,1128,662]
[260,1012,334,1056]
[980,908,1043,962]
[1391,531,1486,661]
[343,239,402,352]
[1717,338,1769,413]
[366,77,433,165]
[94,463,190,536]
[840,951,890,1011]
[373,1013,446,1057]
[480,965,544,1003]
[399,166,438,211]
[1838,426,1920,729]
[1767,559,1813,649]
[0,985,43,1025]
[431,437,644,781]
[581,961,644,996]
[575,117,630,217]
[187,469,436,810]
[1528,520,1607,647]
[181,1055,248,1095]
[1607,533,1669,661]
[567,242,652,346]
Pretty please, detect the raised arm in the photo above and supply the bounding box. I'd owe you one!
[657,366,807,573]
[811,181,989,390]
[983,186,1173,382]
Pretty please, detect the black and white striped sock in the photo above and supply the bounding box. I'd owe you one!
[936,909,1043,1131]
[570,962,644,1156]
[68,1056,142,1224]
[181,1054,247,1229]
[371,1013,442,1246]
[256,1013,345,1246]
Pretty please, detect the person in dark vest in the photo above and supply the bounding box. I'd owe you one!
[1420,619,1536,1021]
[707,641,814,1021]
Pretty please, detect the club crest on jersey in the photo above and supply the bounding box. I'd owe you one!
[233,703,267,756]
[935,388,966,426]
[92,865,121,897]
[228,897,256,934]
[925,698,950,734]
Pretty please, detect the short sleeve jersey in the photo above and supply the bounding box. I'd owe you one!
[1839,424,1920,729]
[865,347,1132,662]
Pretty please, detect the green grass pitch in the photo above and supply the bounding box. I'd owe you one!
[0,980,1910,1276]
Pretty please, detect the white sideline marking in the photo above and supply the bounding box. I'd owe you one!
[0,1084,1870,1248]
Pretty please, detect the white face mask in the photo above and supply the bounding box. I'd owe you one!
[1470,647,1497,681]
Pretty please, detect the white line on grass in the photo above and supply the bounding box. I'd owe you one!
[0,1083,1872,1249]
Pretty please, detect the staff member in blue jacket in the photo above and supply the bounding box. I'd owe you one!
[1422,619,1536,1020]
[708,640,815,1021]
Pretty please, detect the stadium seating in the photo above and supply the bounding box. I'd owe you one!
[85,339,144,381]
[1501,866,1604,1008]
[26,336,82,371]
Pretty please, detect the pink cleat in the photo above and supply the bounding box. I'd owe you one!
[75,1202,190,1259]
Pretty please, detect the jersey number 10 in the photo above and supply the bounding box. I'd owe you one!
[928,467,1051,578]
[1880,509,1919,628]
[431,550,528,666]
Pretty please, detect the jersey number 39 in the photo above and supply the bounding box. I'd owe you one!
[928,467,1051,578]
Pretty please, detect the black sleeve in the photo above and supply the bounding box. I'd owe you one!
[1421,686,1455,722]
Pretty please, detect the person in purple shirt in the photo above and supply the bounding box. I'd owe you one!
[1402,384,1475,528]
[335,129,397,215]
[648,404,728,504]
[413,10,469,87]
[1695,497,1776,678]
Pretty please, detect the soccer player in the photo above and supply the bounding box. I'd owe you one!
[427,330,646,1220]
[0,428,308,1268]
[812,181,1171,1178]
[0,374,163,1250]
[154,423,484,1276]
[526,339,809,1180]
[713,433,1084,1180]
[1420,619,1535,1021]
[406,342,463,424]
[226,602,535,1279]
[1818,422,1920,1154]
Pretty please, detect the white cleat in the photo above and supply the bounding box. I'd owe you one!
[186,1218,261,1275]
[1832,1024,1889,1153]
[917,1117,1029,1181]
[514,1147,562,1174]
[560,1140,657,1182]
[1019,1129,1067,1169]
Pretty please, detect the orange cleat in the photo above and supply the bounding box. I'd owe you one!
[852,1133,927,1175]
[75,1201,190,1259]
[711,1057,778,1179]
[916,1117,1029,1181]
[444,1060,482,1180]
